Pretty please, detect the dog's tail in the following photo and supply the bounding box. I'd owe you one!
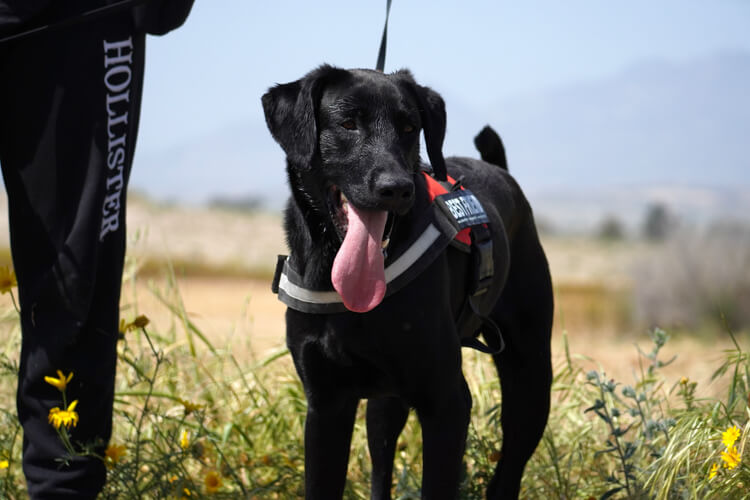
[473,125,508,171]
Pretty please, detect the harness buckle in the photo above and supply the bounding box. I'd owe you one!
[271,255,287,294]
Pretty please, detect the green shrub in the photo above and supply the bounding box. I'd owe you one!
[632,221,750,331]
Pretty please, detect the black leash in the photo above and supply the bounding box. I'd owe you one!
[375,0,392,71]
[0,0,153,45]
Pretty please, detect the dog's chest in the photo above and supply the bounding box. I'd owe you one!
[308,303,455,394]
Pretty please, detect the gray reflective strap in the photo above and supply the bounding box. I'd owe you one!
[384,224,440,282]
[274,189,497,314]
[277,272,343,305]
[277,222,443,312]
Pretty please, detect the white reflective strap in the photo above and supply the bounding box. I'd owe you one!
[278,272,344,305]
[279,223,443,307]
[384,223,441,282]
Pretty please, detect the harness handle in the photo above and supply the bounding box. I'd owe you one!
[460,296,505,355]
[375,0,392,72]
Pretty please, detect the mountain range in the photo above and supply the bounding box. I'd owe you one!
[130,50,750,232]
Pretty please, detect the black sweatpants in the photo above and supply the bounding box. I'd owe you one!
[0,7,145,498]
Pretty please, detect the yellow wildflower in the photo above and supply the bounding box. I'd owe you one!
[709,462,719,479]
[48,400,79,429]
[44,370,73,392]
[179,430,190,450]
[0,266,17,294]
[723,426,741,449]
[680,376,688,385]
[104,443,127,469]
[721,445,741,470]
[0,459,8,469]
[119,314,150,334]
[204,470,222,494]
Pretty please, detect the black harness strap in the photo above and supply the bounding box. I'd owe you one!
[430,175,503,354]
[459,296,505,355]
[468,223,494,295]
[272,173,505,355]
[272,199,459,314]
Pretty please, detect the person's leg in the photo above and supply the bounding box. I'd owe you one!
[0,6,145,498]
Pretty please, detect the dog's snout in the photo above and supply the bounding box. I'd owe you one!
[375,175,415,213]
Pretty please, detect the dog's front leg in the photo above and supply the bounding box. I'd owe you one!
[303,395,359,499]
[366,396,410,500]
[286,312,361,498]
[416,377,472,500]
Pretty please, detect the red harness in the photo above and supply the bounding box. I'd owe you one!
[422,172,472,246]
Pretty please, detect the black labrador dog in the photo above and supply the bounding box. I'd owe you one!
[262,65,553,499]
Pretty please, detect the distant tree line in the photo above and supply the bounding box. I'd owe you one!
[595,202,677,242]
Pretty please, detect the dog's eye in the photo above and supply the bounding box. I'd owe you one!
[341,120,357,130]
[403,123,415,133]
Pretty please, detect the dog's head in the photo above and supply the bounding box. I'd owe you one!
[262,66,447,312]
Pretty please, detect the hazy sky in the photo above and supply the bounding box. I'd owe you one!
[136,1,750,151]
[131,0,750,203]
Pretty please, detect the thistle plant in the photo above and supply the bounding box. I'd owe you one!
[584,328,677,499]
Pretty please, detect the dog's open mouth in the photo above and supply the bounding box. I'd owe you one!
[328,185,393,313]
[328,186,394,249]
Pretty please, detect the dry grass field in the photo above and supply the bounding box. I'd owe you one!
[114,195,740,399]
[1,193,748,498]
[0,191,736,394]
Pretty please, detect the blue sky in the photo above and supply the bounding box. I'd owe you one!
[132,0,750,205]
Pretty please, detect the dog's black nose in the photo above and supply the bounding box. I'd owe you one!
[375,174,415,213]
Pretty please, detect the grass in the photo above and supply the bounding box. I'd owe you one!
[1,262,750,499]
[134,256,275,281]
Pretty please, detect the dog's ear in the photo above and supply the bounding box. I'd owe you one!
[416,85,448,180]
[396,71,448,181]
[262,65,346,169]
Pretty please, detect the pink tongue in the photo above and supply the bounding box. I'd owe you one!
[331,204,388,312]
